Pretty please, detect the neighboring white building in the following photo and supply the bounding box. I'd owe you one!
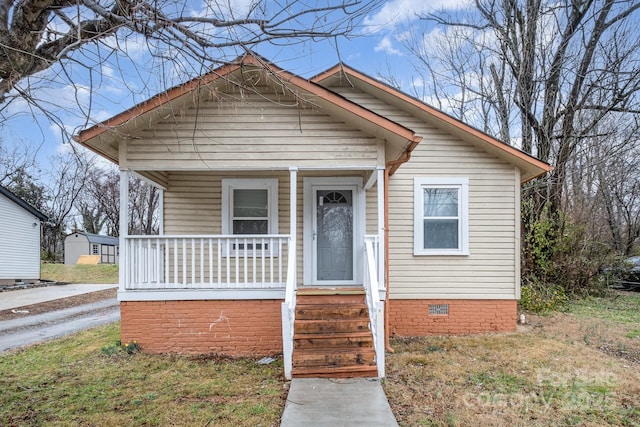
[0,185,47,284]
[64,232,119,265]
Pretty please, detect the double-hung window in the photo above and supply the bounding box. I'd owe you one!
[222,178,279,254]
[414,177,469,255]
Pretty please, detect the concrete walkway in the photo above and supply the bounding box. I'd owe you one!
[0,284,118,311]
[280,378,399,426]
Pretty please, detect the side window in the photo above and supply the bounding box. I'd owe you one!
[92,244,99,255]
[414,177,469,255]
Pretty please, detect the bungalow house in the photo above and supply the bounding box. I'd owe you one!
[0,185,48,284]
[74,53,551,379]
[64,231,119,265]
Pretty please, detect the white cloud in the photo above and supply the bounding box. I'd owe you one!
[364,0,473,33]
[192,0,257,19]
[102,34,148,61]
[374,36,403,56]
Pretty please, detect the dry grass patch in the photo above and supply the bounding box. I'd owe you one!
[0,323,286,426]
[384,293,640,426]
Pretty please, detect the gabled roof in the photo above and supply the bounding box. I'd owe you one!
[74,53,422,165]
[0,185,47,221]
[311,64,552,183]
[74,52,550,183]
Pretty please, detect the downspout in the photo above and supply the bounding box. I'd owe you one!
[383,136,422,352]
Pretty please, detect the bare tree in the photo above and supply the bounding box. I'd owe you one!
[128,176,159,235]
[41,152,90,260]
[77,164,160,236]
[0,0,381,134]
[0,140,39,188]
[387,0,640,292]
[402,0,640,213]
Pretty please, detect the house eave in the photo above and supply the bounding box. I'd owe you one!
[74,54,420,167]
[0,185,48,221]
[311,64,553,184]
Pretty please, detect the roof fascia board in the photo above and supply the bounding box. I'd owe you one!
[75,54,421,154]
[311,64,552,182]
[0,185,48,220]
[75,62,243,144]
[244,56,422,152]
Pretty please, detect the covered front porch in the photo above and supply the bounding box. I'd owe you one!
[118,167,386,378]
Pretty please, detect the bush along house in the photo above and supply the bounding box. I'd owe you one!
[74,53,551,379]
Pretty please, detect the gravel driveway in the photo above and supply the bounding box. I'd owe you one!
[0,298,119,353]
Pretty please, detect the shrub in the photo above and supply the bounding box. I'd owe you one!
[522,201,615,299]
[519,281,568,313]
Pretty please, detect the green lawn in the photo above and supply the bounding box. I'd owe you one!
[569,292,640,324]
[41,263,119,284]
[4,283,639,426]
[0,324,286,426]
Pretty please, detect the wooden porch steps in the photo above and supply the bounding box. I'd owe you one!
[292,288,377,378]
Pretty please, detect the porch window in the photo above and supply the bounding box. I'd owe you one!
[413,177,469,256]
[222,179,279,252]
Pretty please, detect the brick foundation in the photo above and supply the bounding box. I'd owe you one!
[388,299,517,336]
[120,300,283,356]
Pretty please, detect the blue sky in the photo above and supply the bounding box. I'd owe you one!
[0,0,472,171]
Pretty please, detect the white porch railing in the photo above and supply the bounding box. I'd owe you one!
[364,235,385,378]
[123,235,289,290]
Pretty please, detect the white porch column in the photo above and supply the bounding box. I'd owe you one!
[377,166,385,292]
[283,167,298,380]
[158,188,164,236]
[289,167,298,282]
[119,169,130,292]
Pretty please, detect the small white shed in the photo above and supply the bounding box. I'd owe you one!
[64,232,119,265]
[0,185,47,283]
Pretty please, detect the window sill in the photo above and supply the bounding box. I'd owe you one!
[413,250,469,256]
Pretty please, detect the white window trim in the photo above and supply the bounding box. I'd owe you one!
[414,177,469,256]
[222,178,279,255]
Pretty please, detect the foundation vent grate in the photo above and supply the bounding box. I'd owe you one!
[428,304,449,316]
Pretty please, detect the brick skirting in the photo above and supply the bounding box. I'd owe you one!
[388,299,517,336]
[120,300,283,356]
[120,298,516,356]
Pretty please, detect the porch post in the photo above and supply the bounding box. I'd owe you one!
[158,188,164,236]
[289,167,297,281]
[282,167,298,379]
[119,169,130,292]
[377,166,385,292]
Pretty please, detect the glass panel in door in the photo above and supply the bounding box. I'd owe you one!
[316,190,353,281]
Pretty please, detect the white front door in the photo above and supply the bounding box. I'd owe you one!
[303,177,364,286]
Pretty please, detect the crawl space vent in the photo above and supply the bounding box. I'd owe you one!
[428,304,449,316]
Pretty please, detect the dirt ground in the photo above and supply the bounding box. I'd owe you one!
[0,288,117,321]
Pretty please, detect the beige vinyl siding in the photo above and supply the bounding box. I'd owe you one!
[331,86,519,300]
[124,89,381,171]
[390,135,517,300]
[163,171,293,283]
[163,170,378,286]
